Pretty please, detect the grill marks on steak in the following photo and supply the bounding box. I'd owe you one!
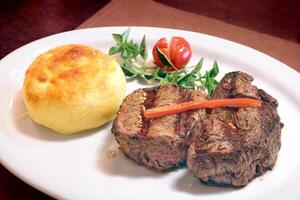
[148,85,182,138]
[187,71,283,187]
[112,88,154,158]
[113,71,283,187]
[112,85,207,170]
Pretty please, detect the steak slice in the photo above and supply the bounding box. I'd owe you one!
[187,71,284,187]
[112,84,207,170]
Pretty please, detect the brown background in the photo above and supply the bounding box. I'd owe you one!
[1,0,299,199]
[79,0,300,71]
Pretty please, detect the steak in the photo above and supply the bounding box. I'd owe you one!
[112,84,207,170]
[187,71,284,187]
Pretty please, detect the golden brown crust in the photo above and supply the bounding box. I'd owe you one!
[23,44,126,134]
[24,44,117,104]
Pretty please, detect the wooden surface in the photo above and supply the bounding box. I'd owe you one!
[1,0,300,199]
[0,1,109,199]
[79,0,300,72]
[0,0,110,59]
[157,0,300,43]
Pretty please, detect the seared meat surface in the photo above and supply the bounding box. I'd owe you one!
[112,85,207,170]
[187,71,283,187]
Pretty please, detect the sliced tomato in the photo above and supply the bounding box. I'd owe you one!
[171,45,192,68]
[152,38,170,67]
[169,36,190,60]
[152,36,192,71]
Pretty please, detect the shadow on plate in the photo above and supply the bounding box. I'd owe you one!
[173,171,235,195]
[10,90,105,141]
[96,132,168,178]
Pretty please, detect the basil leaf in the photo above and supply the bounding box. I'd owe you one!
[109,46,121,55]
[177,73,196,86]
[208,60,219,78]
[144,74,153,80]
[160,73,174,84]
[213,60,219,75]
[122,28,130,42]
[122,67,135,77]
[128,40,139,49]
[125,43,139,56]
[191,58,204,74]
[121,49,129,59]
[139,35,147,60]
[213,79,218,85]
[157,67,167,78]
[171,72,180,83]
[162,72,180,84]
[112,34,123,43]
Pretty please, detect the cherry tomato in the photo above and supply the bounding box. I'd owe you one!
[152,38,170,67]
[152,36,192,71]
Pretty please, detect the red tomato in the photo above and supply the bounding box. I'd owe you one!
[152,36,192,71]
[152,38,170,67]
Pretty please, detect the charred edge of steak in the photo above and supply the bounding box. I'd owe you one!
[187,71,283,187]
[212,71,259,99]
[112,84,207,171]
[111,88,156,158]
[145,85,185,170]
[112,88,155,138]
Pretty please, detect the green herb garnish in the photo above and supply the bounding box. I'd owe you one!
[109,28,219,96]
[108,28,152,79]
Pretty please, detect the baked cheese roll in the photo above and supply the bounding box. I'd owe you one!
[23,44,126,134]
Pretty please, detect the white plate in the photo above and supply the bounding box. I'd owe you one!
[1,26,300,200]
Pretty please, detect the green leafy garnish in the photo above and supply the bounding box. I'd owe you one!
[139,35,147,60]
[109,28,219,96]
[108,28,152,80]
[203,61,219,96]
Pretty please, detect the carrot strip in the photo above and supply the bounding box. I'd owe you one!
[143,98,261,118]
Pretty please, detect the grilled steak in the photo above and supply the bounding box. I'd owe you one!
[112,84,207,170]
[187,71,284,187]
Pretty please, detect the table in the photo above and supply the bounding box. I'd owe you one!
[1,0,299,199]
[79,0,300,72]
